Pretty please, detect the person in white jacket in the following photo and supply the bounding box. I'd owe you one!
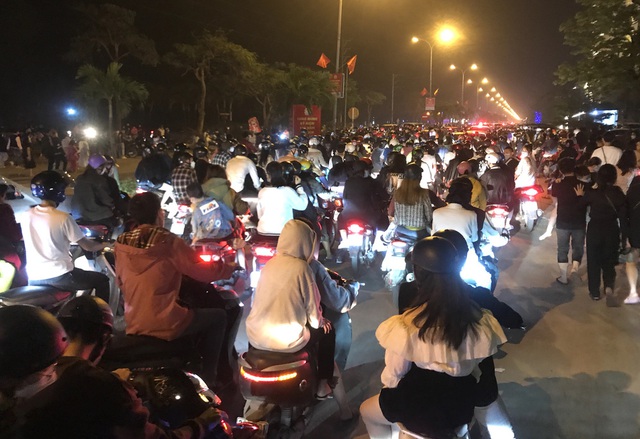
[225,145,261,193]
[245,219,335,398]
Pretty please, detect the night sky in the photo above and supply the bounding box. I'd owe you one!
[0,0,580,128]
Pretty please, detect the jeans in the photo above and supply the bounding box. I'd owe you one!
[29,268,110,302]
[556,228,585,264]
[324,309,352,371]
[586,220,619,297]
[308,326,336,380]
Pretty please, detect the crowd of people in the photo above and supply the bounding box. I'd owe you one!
[1,121,640,438]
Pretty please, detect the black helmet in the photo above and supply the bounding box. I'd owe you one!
[411,236,459,274]
[281,161,295,177]
[156,142,167,152]
[296,144,309,157]
[176,152,193,166]
[432,229,468,265]
[0,305,68,380]
[142,145,155,158]
[57,296,114,330]
[193,146,209,159]
[31,171,68,203]
[290,160,302,175]
[234,144,248,157]
[259,140,272,151]
[412,148,425,162]
[404,164,423,180]
[173,143,188,154]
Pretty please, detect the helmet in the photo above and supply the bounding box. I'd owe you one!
[281,161,295,177]
[259,141,272,151]
[345,142,356,154]
[193,146,209,159]
[176,152,193,166]
[103,155,116,167]
[290,160,302,175]
[485,152,500,164]
[432,229,468,264]
[411,236,459,274]
[457,161,472,175]
[299,159,312,171]
[57,296,114,330]
[0,305,68,380]
[87,154,107,170]
[156,143,167,152]
[412,148,425,162]
[233,144,248,157]
[31,171,68,203]
[309,137,320,147]
[296,144,309,157]
[173,143,188,154]
[403,164,423,180]
[142,145,155,158]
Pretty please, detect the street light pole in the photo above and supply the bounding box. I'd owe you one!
[332,0,343,130]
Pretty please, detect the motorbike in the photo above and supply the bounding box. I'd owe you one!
[318,193,343,249]
[515,185,544,232]
[246,233,278,290]
[192,239,251,300]
[0,285,74,312]
[380,227,420,292]
[344,220,375,276]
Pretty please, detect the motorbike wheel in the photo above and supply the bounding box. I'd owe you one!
[524,215,535,232]
[125,144,138,158]
[350,248,361,276]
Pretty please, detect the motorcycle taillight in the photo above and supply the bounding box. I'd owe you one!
[199,253,221,262]
[334,198,343,209]
[240,367,298,383]
[254,246,276,257]
[522,187,540,197]
[488,207,509,217]
[347,223,365,234]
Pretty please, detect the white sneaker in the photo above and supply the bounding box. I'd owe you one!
[624,295,640,305]
[539,232,552,241]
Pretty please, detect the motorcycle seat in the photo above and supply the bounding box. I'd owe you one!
[243,346,313,371]
[104,334,198,362]
[0,286,72,308]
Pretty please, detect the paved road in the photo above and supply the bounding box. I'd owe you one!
[4,159,640,438]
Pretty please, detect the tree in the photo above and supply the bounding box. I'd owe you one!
[243,63,285,130]
[555,0,640,115]
[68,3,158,66]
[165,30,256,136]
[362,90,386,126]
[76,63,148,151]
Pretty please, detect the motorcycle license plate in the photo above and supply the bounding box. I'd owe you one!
[347,233,363,246]
[387,255,407,270]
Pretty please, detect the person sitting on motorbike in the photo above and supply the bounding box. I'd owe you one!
[171,152,198,206]
[245,219,336,399]
[458,160,487,210]
[385,164,433,242]
[360,236,507,439]
[193,145,211,184]
[398,229,520,438]
[114,192,238,388]
[256,161,309,236]
[225,144,261,194]
[0,305,224,439]
[514,144,536,189]
[134,144,172,186]
[187,182,237,244]
[25,171,110,302]
[201,164,250,216]
[480,152,515,207]
[377,151,406,196]
[71,154,117,228]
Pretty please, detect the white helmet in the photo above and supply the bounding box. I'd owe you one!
[345,142,356,153]
[485,152,500,164]
[309,137,320,147]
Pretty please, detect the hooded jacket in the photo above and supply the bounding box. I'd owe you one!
[114,225,233,340]
[202,177,249,215]
[245,220,323,352]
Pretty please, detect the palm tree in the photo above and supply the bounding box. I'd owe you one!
[76,62,148,151]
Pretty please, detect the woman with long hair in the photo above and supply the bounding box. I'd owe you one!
[615,149,637,195]
[360,237,506,439]
[575,164,627,303]
[514,144,535,188]
[388,164,433,240]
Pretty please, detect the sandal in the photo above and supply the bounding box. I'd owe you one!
[556,277,569,285]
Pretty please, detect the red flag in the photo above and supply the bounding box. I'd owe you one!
[316,53,331,69]
[346,55,357,75]
[434,88,440,96]
[420,88,428,97]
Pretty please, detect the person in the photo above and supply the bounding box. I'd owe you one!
[551,158,589,284]
[0,183,25,288]
[225,144,261,194]
[575,164,627,304]
[64,139,79,173]
[458,160,487,210]
[193,145,211,183]
[24,171,110,302]
[480,152,515,207]
[590,131,622,166]
[0,305,224,438]
[171,152,198,205]
[624,176,640,304]
[615,149,637,195]
[71,154,117,227]
[256,161,308,235]
[187,182,236,243]
[42,129,63,171]
[386,164,433,241]
[432,179,479,249]
[114,192,238,386]
[360,236,507,439]
[340,160,389,233]
[134,145,172,186]
[245,219,336,398]
[503,146,519,174]
[0,183,22,248]
[514,144,536,188]
[211,142,233,167]
[202,164,250,216]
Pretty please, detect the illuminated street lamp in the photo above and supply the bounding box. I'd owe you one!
[449,63,477,104]
[411,27,457,98]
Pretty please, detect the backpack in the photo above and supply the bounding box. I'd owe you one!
[192,197,235,241]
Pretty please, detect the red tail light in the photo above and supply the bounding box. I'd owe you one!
[254,246,276,257]
[522,187,541,197]
[488,207,509,217]
[334,199,343,208]
[199,254,221,262]
[240,367,298,382]
[348,223,365,234]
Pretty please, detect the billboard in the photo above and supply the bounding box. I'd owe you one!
[290,105,322,135]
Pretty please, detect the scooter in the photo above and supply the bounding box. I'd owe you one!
[515,185,544,232]
[318,193,343,249]
[380,227,420,291]
[344,220,375,276]
[246,233,278,290]
[192,239,251,300]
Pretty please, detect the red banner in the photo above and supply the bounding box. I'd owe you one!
[329,73,344,98]
[290,105,322,135]
[424,97,436,111]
